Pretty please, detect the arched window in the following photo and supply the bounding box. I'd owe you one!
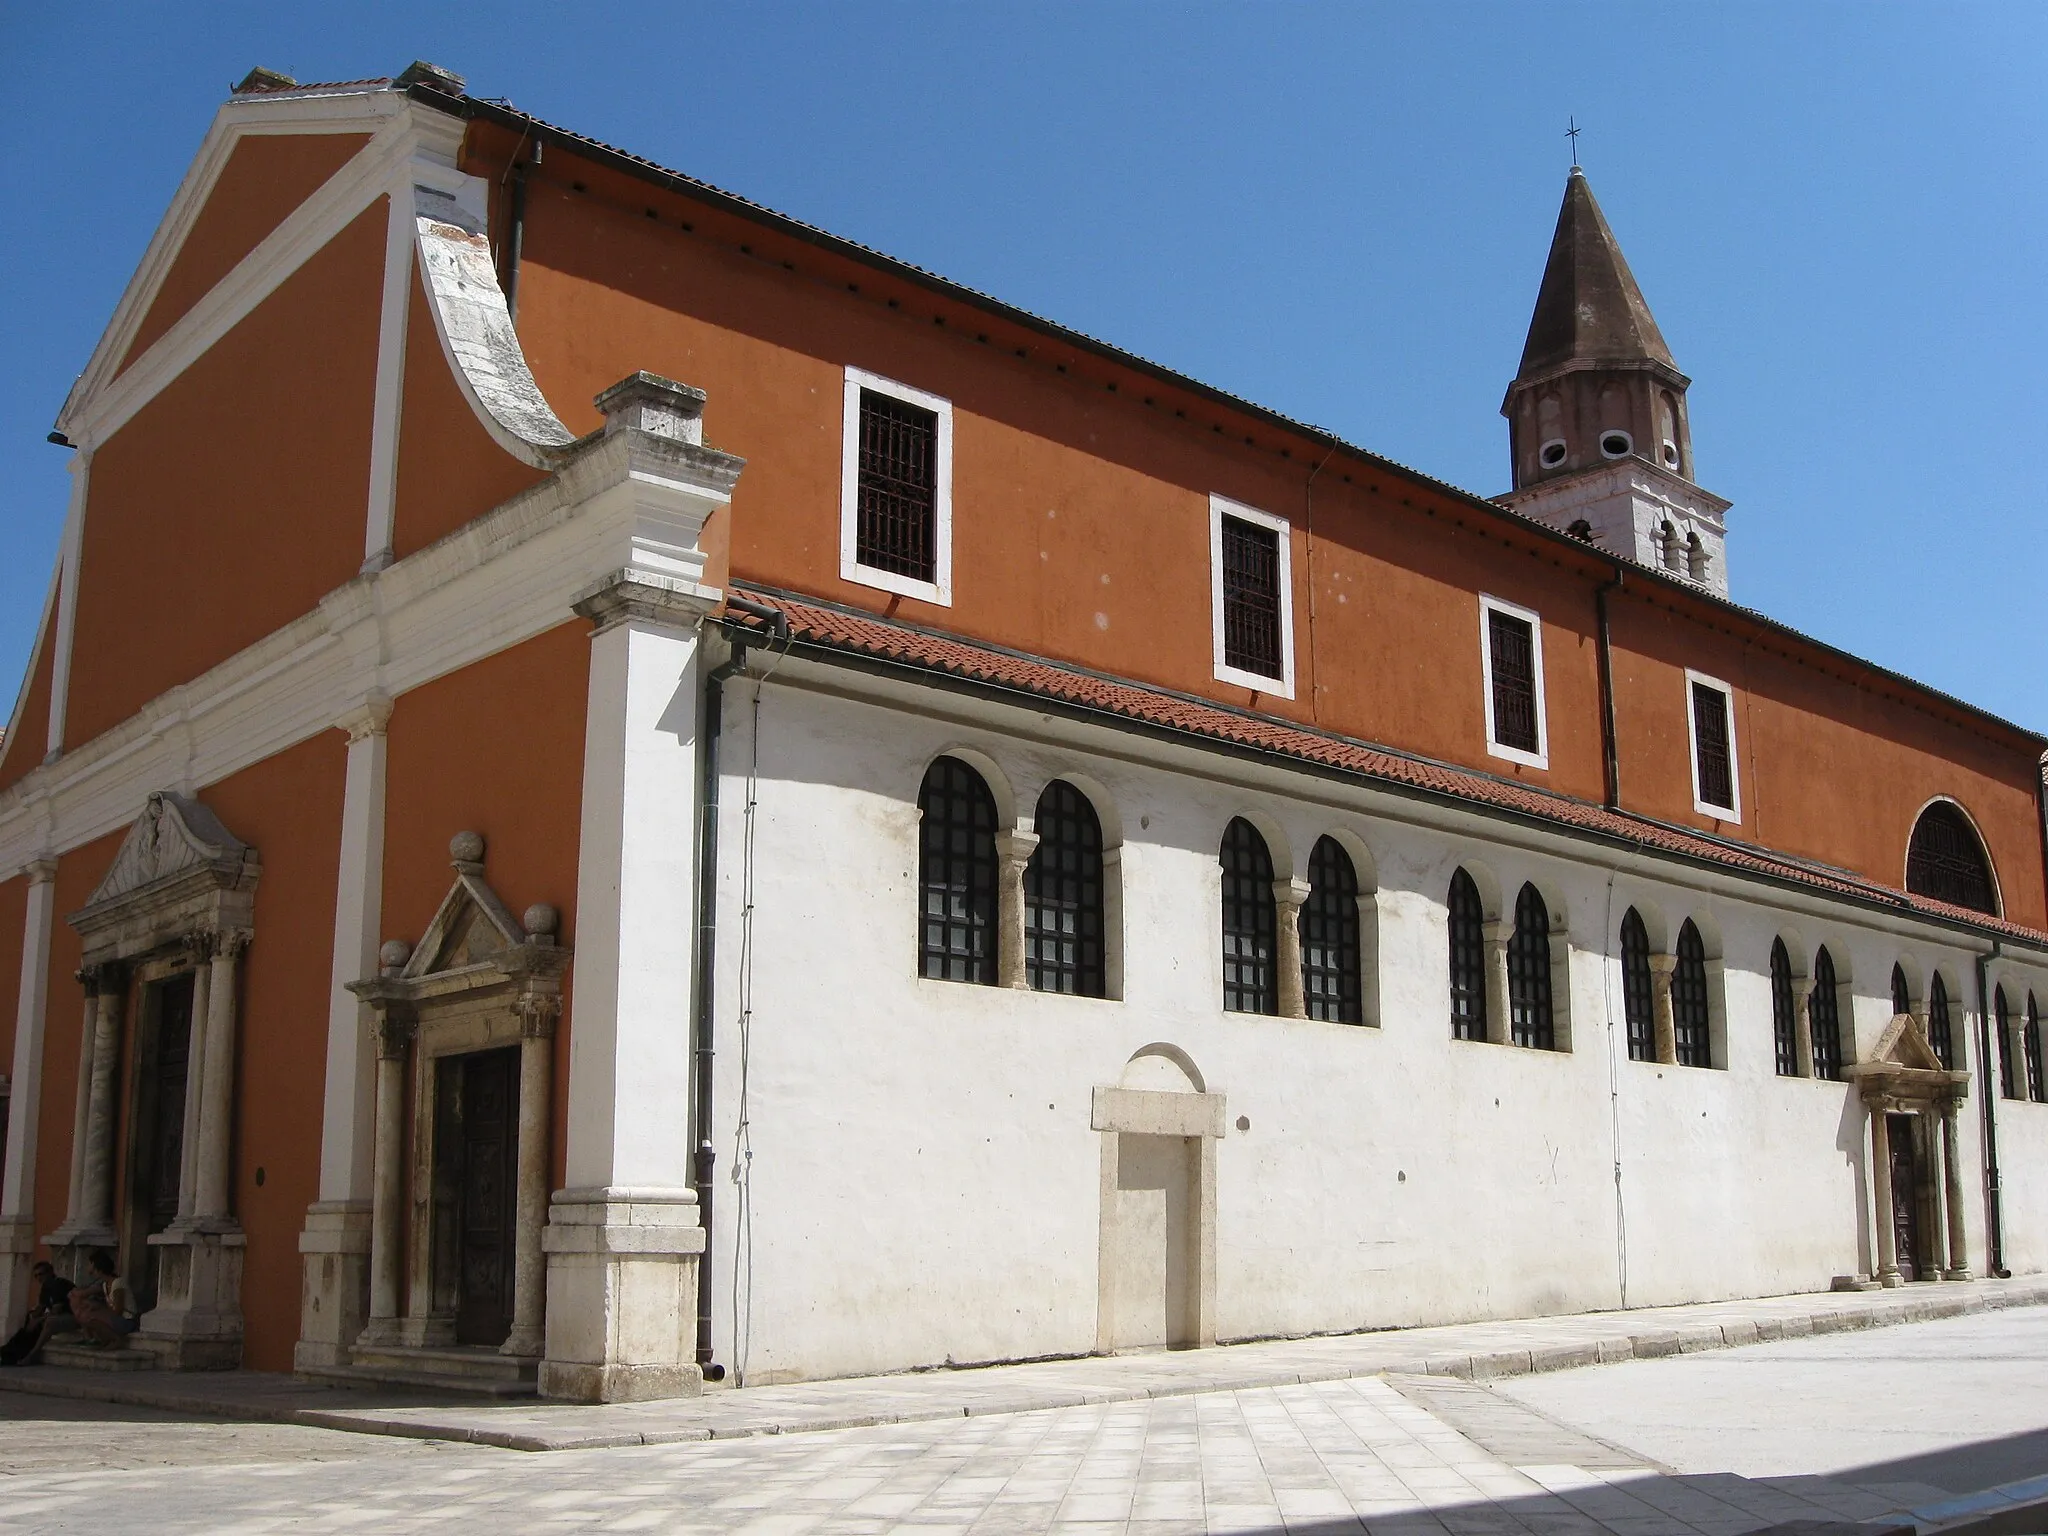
[1770,939,1800,1077]
[1620,908,1654,1062]
[1685,531,1706,582]
[1906,802,1997,915]
[1809,946,1844,1081]
[1300,837,1362,1024]
[918,757,998,984]
[1220,818,1276,1015]
[1507,883,1555,1051]
[1024,780,1105,997]
[1997,987,2018,1099]
[1890,963,1911,1019]
[1448,868,1486,1041]
[1659,521,1680,571]
[2028,995,2045,1104]
[1672,920,1711,1068]
[1928,972,1954,1070]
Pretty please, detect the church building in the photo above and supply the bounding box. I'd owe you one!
[0,64,2044,1401]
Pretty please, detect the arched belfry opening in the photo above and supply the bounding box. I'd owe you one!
[1497,167,1732,596]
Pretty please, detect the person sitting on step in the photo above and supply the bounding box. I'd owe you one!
[0,1260,77,1365]
[67,1250,138,1349]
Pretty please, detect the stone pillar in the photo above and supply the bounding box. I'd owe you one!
[191,931,250,1223]
[1649,952,1678,1065]
[1921,1113,1949,1278]
[173,950,213,1223]
[503,993,558,1359]
[1942,1099,1973,1280]
[1870,1104,1901,1288]
[0,860,58,1328]
[1483,918,1513,1046]
[1795,975,1818,1079]
[297,699,390,1372]
[58,984,96,1237]
[995,830,1040,989]
[1273,877,1311,1020]
[356,1003,413,1348]
[51,963,126,1267]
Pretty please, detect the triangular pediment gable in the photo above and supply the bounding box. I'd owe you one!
[86,791,257,910]
[1871,1012,1948,1074]
[404,865,528,981]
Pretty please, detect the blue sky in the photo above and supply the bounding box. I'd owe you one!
[3,4,2043,734]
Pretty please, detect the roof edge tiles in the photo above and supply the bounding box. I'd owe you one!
[394,84,2042,752]
[721,583,2048,955]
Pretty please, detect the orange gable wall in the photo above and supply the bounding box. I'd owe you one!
[33,830,122,1260]
[66,199,385,750]
[119,133,371,371]
[0,605,55,794]
[380,621,589,1188]
[389,266,548,561]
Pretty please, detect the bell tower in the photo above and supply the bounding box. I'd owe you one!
[1498,167,1731,595]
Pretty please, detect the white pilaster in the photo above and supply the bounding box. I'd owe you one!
[360,190,415,574]
[0,860,58,1324]
[45,453,89,760]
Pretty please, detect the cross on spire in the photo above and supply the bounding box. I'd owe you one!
[1566,116,1581,167]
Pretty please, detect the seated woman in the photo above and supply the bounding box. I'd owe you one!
[67,1250,138,1349]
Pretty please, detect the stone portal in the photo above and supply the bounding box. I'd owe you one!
[1848,1014,1972,1287]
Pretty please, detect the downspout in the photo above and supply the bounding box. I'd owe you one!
[1976,940,2008,1277]
[500,137,539,326]
[691,598,786,1379]
[1595,567,1624,810]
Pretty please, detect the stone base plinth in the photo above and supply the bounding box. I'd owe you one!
[539,1186,705,1404]
[0,1216,38,1336]
[294,1202,372,1371]
[135,1224,245,1370]
[43,1224,119,1283]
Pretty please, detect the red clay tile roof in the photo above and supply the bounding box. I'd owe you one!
[730,589,2048,951]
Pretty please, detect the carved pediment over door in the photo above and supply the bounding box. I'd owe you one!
[1847,1013,1969,1107]
[69,791,259,964]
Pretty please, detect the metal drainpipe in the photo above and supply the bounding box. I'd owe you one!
[690,600,786,1379]
[1595,569,1624,810]
[502,138,539,325]
[1976,940,2008,1277]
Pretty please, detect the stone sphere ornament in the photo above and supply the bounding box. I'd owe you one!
[379,939,413,971]
[449,830,485,864]
[523,903,560,939]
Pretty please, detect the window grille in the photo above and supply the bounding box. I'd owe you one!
[1488,610,1539,754]
[1024,780,1106,997]
[1998,987,2018,1099]
[1928,972,1954,1070]
[1771,939,1800,1077]
[1220,517,1283,679]
[1301,836,1362,1024]
[1672,920,1711,1068]
[917,757,997,984]
[1692,682,1734,811]
[1620,908,1654,1062]
[1809,946,1844,1081]
[2028,995,2046,1104]
[1448,868,1486,1040]
[855,389,939,582]
[1220,818,1277,1014]
[1906,802,1997,916]
[1507,882,1555,1050]
[1891,963,1911,1019]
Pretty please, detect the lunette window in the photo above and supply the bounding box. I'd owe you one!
[1481,598,1546,766]
[1770,938,1800,1077]
[1024,780,1106,998]
[917,757,998,984]
[1620,908,1655,1062]
[1506,882,1555,1050]
[1220,818,1278,1015]
[1906,801,1997,916]
[1447,868,1487,1041]
[1671,919,1710,1068]
[1689,675,1737,817]
[841,368,953,604]
[1300,836,1363,1024]
[1809,946,1844,1081]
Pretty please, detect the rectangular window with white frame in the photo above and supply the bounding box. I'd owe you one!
[1209,494,1295,698]
[840,365,953,606]
[1479,594,1547,769]
[1686,669,1741,820]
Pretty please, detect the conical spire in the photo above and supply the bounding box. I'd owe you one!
[1515,167,1672,381]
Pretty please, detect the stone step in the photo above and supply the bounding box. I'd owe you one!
[297,1361,537,1398]
[40,1341,156,1372]
[296,1342,540,1397]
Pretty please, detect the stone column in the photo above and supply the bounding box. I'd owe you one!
[1273,877,1311,1020]
[503,992,559,1359]
[1795,975,1818,1079]
[1649,953,1678,1065]
[1483,918,1513,1046]
[995,830,1040,989]
[357,1004,413,1348]
[173,947,214,1223]
[76,964,126,1238]
[1920,1113,1949,1278]
[1942,1099,1973,1280]
[1870,1103,1901,1288]
[191,931,250,1224]
[0,860,58,1328]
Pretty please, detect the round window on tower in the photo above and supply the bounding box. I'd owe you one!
[1662,439,1680,468]
[1600,430,1633,459]
[1539,438,1567,468]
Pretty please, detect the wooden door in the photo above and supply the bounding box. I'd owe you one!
[121,972,195,1314]
[1887,1112,1921,1281]
[434,1046,520,1346]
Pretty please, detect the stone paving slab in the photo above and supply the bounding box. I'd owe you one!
[1,1277,2042,1454]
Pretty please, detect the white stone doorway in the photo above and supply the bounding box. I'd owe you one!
[1093,1045,1224,1354]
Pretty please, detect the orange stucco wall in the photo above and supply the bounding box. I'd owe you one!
[381,621,589,1187]
[120,132,371,370]
[0,876,26,1100]
[66,199,385,749]
[0,603,55,794]
[389,267,547,561]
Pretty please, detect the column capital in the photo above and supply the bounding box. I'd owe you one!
[1647,952,1678,979]
[335,694,394,743]
[516,992,563,1040]
[1271,877,1313,913]
[208,928,254,963]
[995,829,1040,869]
[24,858,57,886]
[74,960,125,997]
[373,1010,416,1061]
